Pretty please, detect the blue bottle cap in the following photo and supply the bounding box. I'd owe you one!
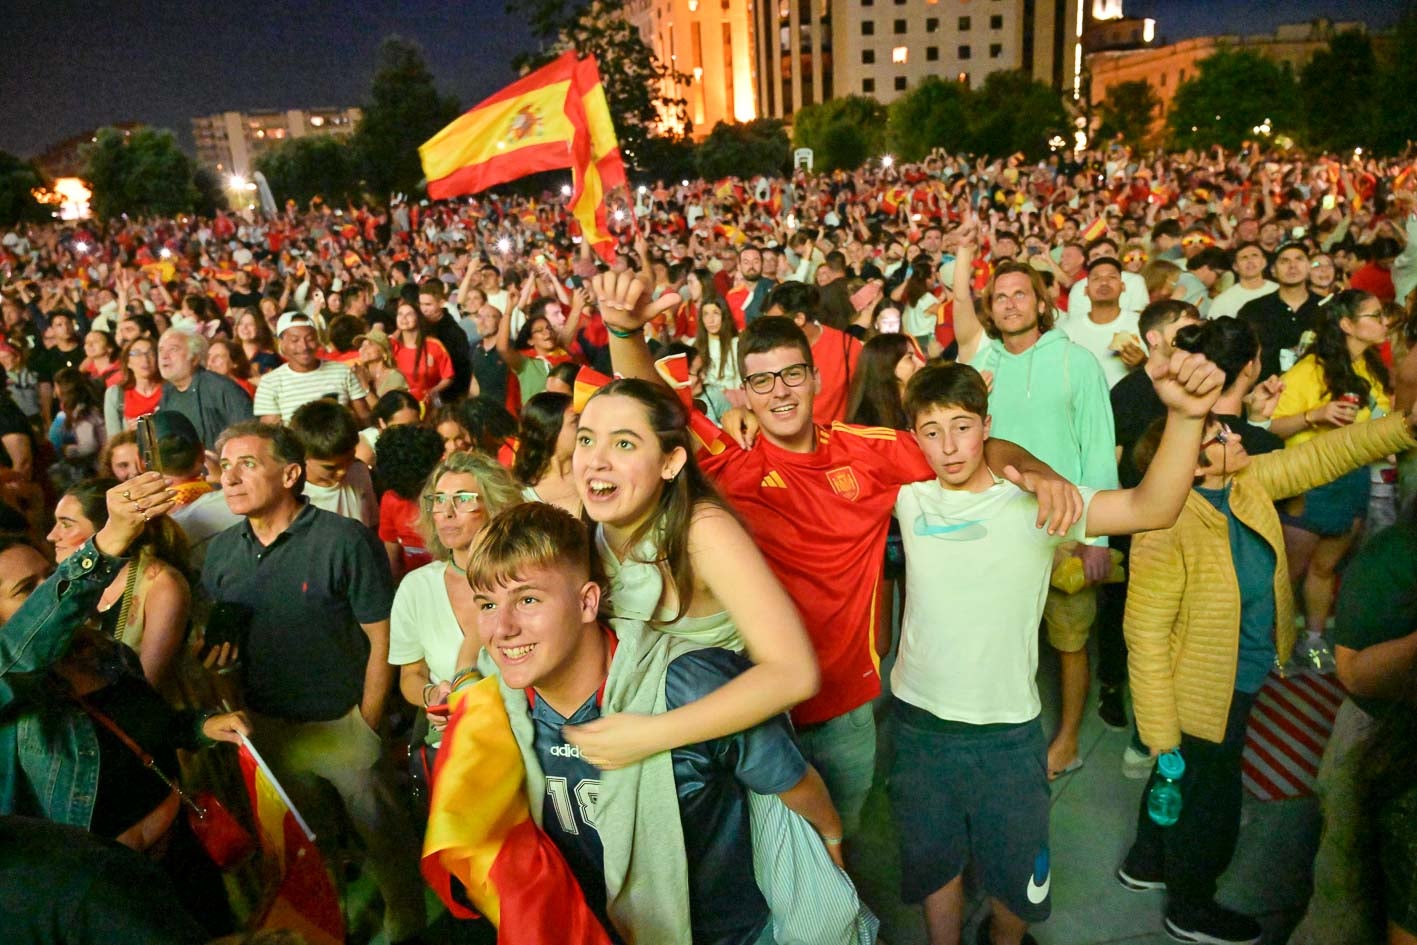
[1157,749,1185,780]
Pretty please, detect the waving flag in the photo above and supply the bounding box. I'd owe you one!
[419,51,627,263]
[422,677,612,945]
[420,53,581,200]
[237,735,344,945]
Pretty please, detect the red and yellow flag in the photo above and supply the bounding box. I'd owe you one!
[237,736,344,945]
[422,677,612,945]
[568,55,626,262]
[572,364,615,414]
[421,52,581,200]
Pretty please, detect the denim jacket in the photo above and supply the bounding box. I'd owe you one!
[0,538,127,828]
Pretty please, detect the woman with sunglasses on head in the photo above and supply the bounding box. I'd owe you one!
[1268,290,1393,672]
[388,451,522,807]
[1119,316,1417,945]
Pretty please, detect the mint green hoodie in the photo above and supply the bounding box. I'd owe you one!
[970,328,1119,492]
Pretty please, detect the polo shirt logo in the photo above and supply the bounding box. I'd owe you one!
[826,466,860,501]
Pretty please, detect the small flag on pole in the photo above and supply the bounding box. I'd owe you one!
[237,734,345,945]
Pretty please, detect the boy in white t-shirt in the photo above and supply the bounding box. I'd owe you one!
[889,350,1223,945]
[289,399,379,530]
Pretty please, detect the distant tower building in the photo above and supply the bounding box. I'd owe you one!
[190,107,361,176]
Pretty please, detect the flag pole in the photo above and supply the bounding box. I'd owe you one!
[239,732,318,842]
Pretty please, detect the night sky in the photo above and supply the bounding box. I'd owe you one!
[0,0,1406,160]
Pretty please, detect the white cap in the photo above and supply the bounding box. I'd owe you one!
[275,311,315,337]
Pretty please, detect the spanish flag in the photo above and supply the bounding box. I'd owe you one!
[572,364,615,414]
[422,677,612,945]
[237,736,344,945]
[1081,217,1109,243]
[569,54,627,262]
[420,52,582,200]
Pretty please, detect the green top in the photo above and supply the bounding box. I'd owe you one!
[1333,520,1417,717]
[595,526,741,651]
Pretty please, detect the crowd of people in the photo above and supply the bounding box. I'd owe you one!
[3,143,1417,945]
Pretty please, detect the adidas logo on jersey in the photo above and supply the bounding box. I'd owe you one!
[550,744,583,758]
[761,470,787,488]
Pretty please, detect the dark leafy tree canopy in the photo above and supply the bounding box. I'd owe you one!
[353,36,461,201]
[256,136,362,207]
[1166,50,1299,151]
[694,119,790,180]
[887,76,972,162]
[0,152,47,226]
[966,71,1069,158]
[515,0,690,171]
[83,127,199,220]
[1098,80,1161,150]
[792,95,889,172]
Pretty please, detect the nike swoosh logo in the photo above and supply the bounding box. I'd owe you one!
[1026,870,1051,904]
[913,516,988,539]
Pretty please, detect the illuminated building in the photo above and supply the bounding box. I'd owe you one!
[628,0,1090,129]
[191,107,361,175]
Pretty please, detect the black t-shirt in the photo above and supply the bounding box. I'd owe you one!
[427,312,472,395]
[534,647,802,945]
[1239,290,1323,381]
[201,502,394,720]
[30,343,84,383]
[1110,367,1164,489]
[227,289,263,310]
[0,393,33,469]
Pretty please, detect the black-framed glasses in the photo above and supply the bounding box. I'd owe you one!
[744,362,812,395]
[1201,424,1235,451]
[423,491,482,512]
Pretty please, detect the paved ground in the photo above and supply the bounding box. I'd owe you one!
[350,636,1323,945]
[851,642,1322,945]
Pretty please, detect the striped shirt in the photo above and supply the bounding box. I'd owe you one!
[253,360,367,422]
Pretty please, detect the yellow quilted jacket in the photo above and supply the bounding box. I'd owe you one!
[1125,413,1416,748]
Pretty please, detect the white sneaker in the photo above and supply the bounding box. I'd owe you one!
[1122,745,1154,780]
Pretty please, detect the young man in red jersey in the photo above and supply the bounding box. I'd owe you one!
[592,270,1082,839]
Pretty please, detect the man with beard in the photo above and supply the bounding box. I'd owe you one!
[725,245,776,328]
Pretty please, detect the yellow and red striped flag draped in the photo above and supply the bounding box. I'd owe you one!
[422,677,613,945]
[654,353,731,455]
[1081,217,1109,243]
[420,52,581,200]
[236,736,344,945]
[572,364,615,414]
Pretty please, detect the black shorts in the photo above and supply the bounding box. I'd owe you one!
[887,699,1052,922]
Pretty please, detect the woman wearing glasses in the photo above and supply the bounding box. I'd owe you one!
[1119,316,1417,943]
[1268,290,1393,672]
[388,451,523,808]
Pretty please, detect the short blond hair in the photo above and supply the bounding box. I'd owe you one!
[466,502,591,594]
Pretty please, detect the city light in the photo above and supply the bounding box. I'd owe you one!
[228,174,247,190]
[881,155,894,169]
[159,247,172,259]
[612,209,627,223]
[1252,118,1273,137]
[561,184,572,196]
[74,241,89,253]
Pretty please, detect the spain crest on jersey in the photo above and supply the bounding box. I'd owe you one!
[826,466,860,501]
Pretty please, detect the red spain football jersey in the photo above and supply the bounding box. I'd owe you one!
[702,423,933,725]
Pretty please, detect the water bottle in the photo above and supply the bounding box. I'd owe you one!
[1146,750,1185,826]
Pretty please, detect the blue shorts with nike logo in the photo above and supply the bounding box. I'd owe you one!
[887,699,1052,922]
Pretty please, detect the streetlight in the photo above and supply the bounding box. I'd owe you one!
[228,174,247,191]
[881,155,894,169]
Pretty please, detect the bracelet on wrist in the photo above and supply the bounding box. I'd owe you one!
[607,325,638,339]
[422,682,439,707]
[821,834,843,846]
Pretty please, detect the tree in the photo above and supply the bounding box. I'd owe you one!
[966,71,1068,158]
[352,36,461,201]
[517,0,691,171]
[0,152,46,225]
[887,76,972,161]
[694,120,789,180]
[1300,31,1380,152]
[1375,13,1417,154]
[1099,80,1161,149]
[256,136,361,207]
[1167,50,1299,150]
[83,127,199,220]
[792,95,888,172]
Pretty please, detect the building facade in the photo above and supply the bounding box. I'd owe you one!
[1087,19,1373,133]
[627,0,1088,131]
[191,107,361,176]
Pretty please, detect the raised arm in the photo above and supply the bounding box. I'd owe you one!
[590,270,672,386]
[951,218,986,359]
[495,277,532,373]
[1084,350,1224,536]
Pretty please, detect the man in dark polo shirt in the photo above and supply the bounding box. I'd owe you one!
[1238,241,1322,382]
[201,420,426,945]
[467,301,509,404]
[1291,514,1417,945]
